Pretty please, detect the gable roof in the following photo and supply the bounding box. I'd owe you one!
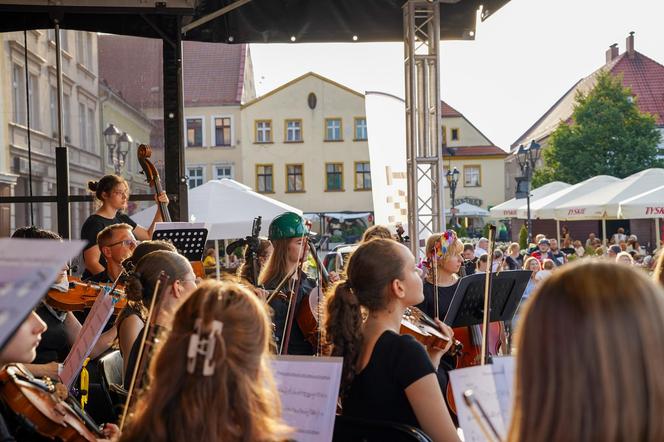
[98,35,249,109]
[512,48,664,149]
[242,72,364,108]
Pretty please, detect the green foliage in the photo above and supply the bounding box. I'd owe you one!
[519,224,528,250]
[539,70,662,184]
[455,224,468,238]
[482,223,492,239]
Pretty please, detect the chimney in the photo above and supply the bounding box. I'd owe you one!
[605,43,619,63]
[626,31,635,57]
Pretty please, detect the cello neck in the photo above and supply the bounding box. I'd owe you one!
[153,178,171,222]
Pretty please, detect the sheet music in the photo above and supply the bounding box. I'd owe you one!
[0,239,85,350]
[272,356,343,442]
[448,358,516,442]
[60,288,116,389]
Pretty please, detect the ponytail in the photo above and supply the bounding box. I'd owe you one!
[325,280,363,399]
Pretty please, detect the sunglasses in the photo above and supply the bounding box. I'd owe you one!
[107,239,139,249]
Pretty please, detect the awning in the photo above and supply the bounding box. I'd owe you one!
[489,181,571,219]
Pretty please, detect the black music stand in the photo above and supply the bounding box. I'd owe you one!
[443,270,531,328]
[152,222,209,262]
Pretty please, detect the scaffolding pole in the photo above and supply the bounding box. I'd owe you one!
[404,0,445,257]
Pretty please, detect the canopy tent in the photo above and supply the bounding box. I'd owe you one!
[489,181,571,219]
[446,202,490,217]
[0,0,510,43]
[131,179,302,240]
[519,175,620,220]
[618,184,664,246]
[554,169,664,221]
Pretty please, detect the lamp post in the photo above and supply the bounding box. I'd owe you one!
[516,140,541,244]
[446,167,460,228]
[104,123,132,175]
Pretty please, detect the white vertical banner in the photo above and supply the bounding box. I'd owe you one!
[365,91,409,229]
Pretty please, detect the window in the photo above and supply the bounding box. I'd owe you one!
[325,118,342,141]
[355,162,371,190]
[61,30,69,52]
[286,164,304,192]
[11,64,26,125]
[187,166,204,188]
[87,107,95,152]
[27,74,40,130]
[186,118,203,147]
[50,86,57,136]
[47,29,55,42]
[215,164,234,180]
[464,165,481,187]
[285,119,302,142]
[63,93,71,142]
[256,164,274,193]
[214,117,231,147]
[451,128,459,141]
[354,117,367,141]
[76,32,85,65]
[326,163,344,191]
[78,103,87,149]
[86,33,93,70]
[255,120,272,143]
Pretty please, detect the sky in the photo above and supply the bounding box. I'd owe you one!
[249,0,664,150]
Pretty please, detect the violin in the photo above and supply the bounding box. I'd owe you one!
[46,276,126,315]
[297,239,330,352]
[0,364,103,441]
[401,307,463,354]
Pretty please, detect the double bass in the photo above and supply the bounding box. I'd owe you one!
[137,144,205,279]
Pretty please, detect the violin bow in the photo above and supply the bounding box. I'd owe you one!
[279,232,308,355]
[119,271,169,430]
[307,238,329,355]
[480,225,497,365]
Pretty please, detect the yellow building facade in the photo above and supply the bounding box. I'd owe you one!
[240,72,373,214]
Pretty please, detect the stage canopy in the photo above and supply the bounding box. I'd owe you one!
[0,0,511,43]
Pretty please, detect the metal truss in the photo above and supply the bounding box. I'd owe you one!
[403,0,445,257]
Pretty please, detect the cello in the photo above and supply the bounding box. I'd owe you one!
[137,144,205,279]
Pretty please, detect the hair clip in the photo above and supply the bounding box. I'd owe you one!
[187,318,223,376]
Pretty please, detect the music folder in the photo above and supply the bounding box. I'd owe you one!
[443,270,531,328]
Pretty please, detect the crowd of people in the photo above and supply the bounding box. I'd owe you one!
[1,173,664,441]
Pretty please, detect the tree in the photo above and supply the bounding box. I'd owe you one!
[519,224,528,250]
[532,70,662,187]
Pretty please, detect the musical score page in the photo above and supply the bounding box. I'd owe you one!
[448,356,515,442]
[0,239,84,350]
[272,355,343,442]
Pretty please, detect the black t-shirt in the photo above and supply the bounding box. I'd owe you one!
[267,272,317,355]
[416,280,459,321]
[33,303,70,364]
[343,331,436,428]
[80,213,137,278]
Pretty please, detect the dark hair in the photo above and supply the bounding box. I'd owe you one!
[463,243,475,253]
[87,174,127,202]
[118,250,191,326]
[11,226,61,240]
[325,238,409,399]
[238,239,272,284]
[123,240,177,271]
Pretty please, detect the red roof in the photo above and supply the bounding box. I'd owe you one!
[512,45,664,149]
[442,100,463,117]
[98,35,248,109]
[452,145,507,156]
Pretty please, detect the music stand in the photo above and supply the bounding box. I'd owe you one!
[443,270,531,328]
[152,222,209,262]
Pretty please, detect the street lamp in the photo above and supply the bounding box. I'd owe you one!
[104,123,132,175]
[446,167,460,228]
[516,140,542,244]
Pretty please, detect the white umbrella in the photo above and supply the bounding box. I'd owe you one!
[521,175,620,219]
[618,184,664,246]
[489,181,570,219]
[446,202,490,217]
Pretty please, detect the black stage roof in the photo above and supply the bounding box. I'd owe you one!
[0,0,510,43]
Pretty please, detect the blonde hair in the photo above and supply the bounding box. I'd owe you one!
[509,260,664,441]
[655,250,664,288]
[542,259,554,270]
[616,251,634,264]
[424,231,463,283]
[522,256,541,272]
[507,242,520,255]
[97,223,133,248]
[121,281,291,442]
[361,225,393,243]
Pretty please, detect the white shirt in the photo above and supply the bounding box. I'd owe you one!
[475,246,488,258]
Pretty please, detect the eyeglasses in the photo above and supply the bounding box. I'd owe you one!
[107,239,139,249]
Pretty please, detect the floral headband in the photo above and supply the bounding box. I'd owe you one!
[433,230,458,259]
